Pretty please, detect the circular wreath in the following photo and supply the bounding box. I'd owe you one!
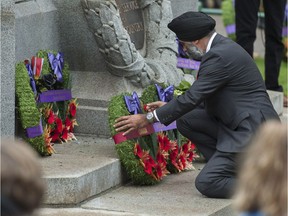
[15,50,77,156]
[108,83,197,185]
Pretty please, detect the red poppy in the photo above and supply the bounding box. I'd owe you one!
[179,154,186,169]
[143,104,148,112]
[144,163,153,175]
[156,165,163,178]
[158,133,174,152]
[156,153,167,166]
[169,148,178,162]
[182,143,189,154]
[190,142,196,150]
[147,156,156,168]
[50,129,61,143]
[62,127,69,142]
[143,156,156,175]
[134,144,143,158]
[55,118,63,133]
[47,110,55,124]
[69,102,77,117]
[187,151,194,162]
[65,116,72,128]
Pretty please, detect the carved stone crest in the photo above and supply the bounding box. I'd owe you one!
[81,0,194,87]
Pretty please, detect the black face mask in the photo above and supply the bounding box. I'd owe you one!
[185,44,204,61]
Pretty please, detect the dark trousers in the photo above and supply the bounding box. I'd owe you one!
[235,0,286,92]
[176,107,237,198]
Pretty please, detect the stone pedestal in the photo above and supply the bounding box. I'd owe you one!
[1,0,15,139]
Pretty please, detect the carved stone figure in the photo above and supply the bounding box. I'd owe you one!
[81,0,194,87]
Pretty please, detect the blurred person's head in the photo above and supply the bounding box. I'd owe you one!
[1,139,45,216]
[234,121,287,216]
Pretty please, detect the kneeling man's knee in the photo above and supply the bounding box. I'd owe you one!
[195,174,211,197]
[195,173,232,198]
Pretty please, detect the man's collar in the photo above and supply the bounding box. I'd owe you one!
[206,32,217,53]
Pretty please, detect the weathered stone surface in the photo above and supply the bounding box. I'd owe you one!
[15,0,60,62]
[1,0,15,138]
[40,136,124,204]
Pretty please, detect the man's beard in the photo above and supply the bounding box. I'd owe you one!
[185,44,204,61]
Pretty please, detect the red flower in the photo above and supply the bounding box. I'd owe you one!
[47,110,55,125]
[158,133,175,152]
[55,118,63,133]
[144,162,153,174]
[134,144,143,158]
[182,143,189,154]
[187,151,194,162]
[155,163,169,180]
[69,102,77,117]
[143,104,148,112]
[156,164,163,178]
[50,129,61,143]
[62,127,69,142]
[179,154,186,167]
[65,117,72,129]
[156,153,167,166]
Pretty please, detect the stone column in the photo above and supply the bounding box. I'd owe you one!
[1,0,15,139]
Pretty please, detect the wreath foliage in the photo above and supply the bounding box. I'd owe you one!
[108,83,197,185]
[15,50,77,156]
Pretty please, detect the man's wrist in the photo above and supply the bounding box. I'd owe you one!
[146,112,156,123]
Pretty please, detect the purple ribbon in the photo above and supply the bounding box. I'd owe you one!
[24,61,37,95]
[226,24,236,35]
[26,118,43,138]
[155,84,174,102]
[48,52,64,82]
[177,57,200,70]
[124,92,142,114]
[37,89,72,103]
[153,121,177,132]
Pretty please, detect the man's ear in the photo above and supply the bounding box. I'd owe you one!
[192,40,199,46]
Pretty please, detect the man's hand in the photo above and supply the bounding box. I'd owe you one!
[145,101,167,112]
[113,114,149,136]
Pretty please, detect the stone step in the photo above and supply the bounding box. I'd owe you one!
[74,104,110,138]
[40,136,125,205]
[37,162,237,216]
[267,90,283,115]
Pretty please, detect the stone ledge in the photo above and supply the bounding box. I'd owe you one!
[74,105,110,137]
[80,163,234,216]
[40,136,125,205]
[267,90,283,115]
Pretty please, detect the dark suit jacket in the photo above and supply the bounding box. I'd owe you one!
[156,34,279,152]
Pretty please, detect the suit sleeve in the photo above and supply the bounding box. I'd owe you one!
[156,52,230,125]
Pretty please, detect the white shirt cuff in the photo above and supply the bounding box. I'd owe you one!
[153,110,160,122]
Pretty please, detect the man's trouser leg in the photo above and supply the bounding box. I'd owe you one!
[263,0,286,91]
[235,0,260,57]
[176,107,237,198]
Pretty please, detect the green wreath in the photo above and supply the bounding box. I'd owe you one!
[108,83,197,185]
[15,50,76,156]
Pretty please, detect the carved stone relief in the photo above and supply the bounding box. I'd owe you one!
[81,0,193,87]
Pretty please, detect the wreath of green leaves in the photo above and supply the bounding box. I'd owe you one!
[108,84,192,185]
[15,50,71,156]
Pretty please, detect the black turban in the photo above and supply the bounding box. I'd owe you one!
[168,11,216,41]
